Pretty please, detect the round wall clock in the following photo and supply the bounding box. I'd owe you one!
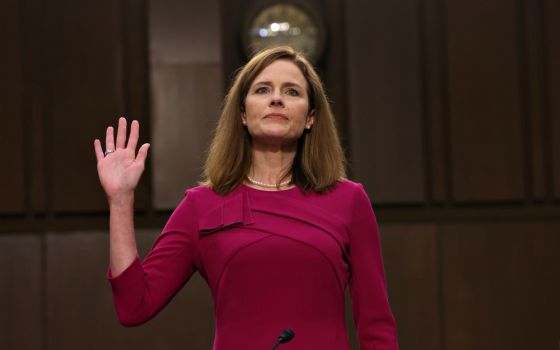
[243,3,326,63]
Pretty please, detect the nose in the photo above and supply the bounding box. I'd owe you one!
[270,90,284,107]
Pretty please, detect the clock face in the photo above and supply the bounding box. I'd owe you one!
[244,3,325,63]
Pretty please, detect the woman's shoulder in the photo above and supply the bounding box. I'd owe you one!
[335,178,363,190]
[183,183,244,206]
[184,183,223,203]
[304,179,370,208]
[184,183,213,196]
[330,178,368,197]
[326,179,374,208]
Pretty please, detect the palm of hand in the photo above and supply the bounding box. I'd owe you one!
[98,148,143,195]
[93,117,150,200]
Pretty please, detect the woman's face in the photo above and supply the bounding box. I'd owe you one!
[243,59,314,148]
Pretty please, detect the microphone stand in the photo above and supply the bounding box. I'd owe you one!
[270,329,294,350]
[270,339,282,350]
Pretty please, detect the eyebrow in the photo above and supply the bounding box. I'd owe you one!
[252,80,304,89]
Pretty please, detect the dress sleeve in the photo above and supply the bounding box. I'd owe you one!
[348,184,399,349]
[107,190,199,326]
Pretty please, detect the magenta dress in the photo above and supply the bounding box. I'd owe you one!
[108,180,399,350]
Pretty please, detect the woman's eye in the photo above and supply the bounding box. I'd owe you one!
[255,86,268,94]
[286,88,299,96]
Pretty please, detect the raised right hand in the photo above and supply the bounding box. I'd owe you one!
[93,117,150,203]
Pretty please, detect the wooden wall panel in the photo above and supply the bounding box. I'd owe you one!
[151,63,222,208]
[423,0,448,202]
[523,0,546,201]
[446,0,524,202]
[546,0,560,198]
[441,223,560,350]
[46,230,214,350]
[379,224,442,350]
[149,0,222,209]
[29,85,47,213]
[121,0,151,210]
[45,0,124,212]
[523,223,560,345]
[347,0,425,204]
[0,234,42,349]
[23,0,48,213]
[0,0,25,214]
[322,0,349,153]
[149,0,222,65]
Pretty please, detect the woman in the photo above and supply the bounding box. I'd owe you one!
[94,46,399,350]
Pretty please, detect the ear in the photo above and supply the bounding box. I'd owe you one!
[306,110,315,129]
[240,105,247,125]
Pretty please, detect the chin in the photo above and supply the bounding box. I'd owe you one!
[250,125,305,142]
[252,131,300,146]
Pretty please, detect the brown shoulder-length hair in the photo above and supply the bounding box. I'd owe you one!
[203,46,346,195]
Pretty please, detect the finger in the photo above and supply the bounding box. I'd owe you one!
[135,143,150,164]
[116,117,127,149]
[105,126,115,152]
[94,139,104,162]
[126,120,139,151]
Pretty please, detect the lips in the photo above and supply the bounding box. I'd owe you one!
[265,113,288,120]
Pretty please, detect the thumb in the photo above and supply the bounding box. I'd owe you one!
[136,143,150,164]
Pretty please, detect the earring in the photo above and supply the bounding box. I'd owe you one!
[242,120,247,125]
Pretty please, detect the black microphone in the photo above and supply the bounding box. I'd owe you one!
[270,328,295,350]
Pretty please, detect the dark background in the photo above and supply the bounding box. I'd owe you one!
[1,0,559,349]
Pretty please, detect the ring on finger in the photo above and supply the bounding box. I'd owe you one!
[104,149,116,156]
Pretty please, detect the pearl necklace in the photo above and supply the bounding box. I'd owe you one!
[247,175,292,188]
